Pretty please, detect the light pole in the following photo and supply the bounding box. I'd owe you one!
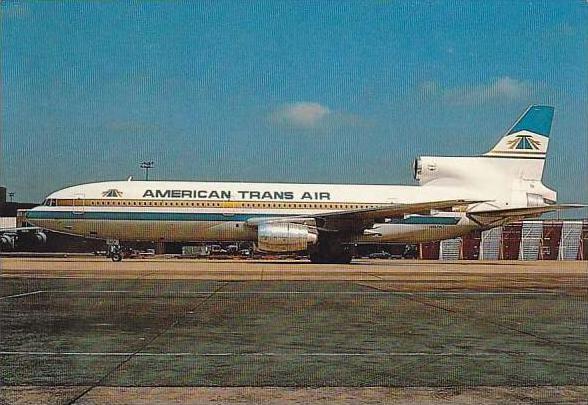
[8,192,14,202]
[140,161,154,181]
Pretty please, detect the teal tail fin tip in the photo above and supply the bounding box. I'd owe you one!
[507,105,554,137]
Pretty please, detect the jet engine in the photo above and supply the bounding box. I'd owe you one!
[257,223,318,252]
[32,231,48,245]
[413,156,484,185]
[0,234,15,251]
[413,156,444,184]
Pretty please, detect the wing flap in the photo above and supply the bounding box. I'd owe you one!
[314,199,478,221]
[246,199,480,232]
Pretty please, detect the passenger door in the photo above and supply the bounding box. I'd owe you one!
[72,193,85,215]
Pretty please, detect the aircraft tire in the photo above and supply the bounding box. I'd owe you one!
[309,247,353,264]
[309,252,324,264]
[335,252,353,264]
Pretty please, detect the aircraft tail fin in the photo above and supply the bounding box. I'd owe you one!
[484,105,554,160]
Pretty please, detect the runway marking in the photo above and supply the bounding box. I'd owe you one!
[0,290,44,300]
[0,289,562,303]
[0,351,534,357]
[44,290,560,296]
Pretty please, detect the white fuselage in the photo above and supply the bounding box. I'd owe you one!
[25,177,515,244]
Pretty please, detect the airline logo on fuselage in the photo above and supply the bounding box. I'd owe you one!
[102,189,123,197]
[142,189,331,200]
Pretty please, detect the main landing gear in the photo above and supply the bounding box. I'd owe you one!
[106,240,123,262]
[309,240,354,264]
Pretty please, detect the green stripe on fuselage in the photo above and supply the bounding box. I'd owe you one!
[26,210,461,225]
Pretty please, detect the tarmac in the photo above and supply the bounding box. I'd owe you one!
[1,258,587,404]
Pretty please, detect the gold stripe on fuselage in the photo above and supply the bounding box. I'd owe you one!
[47,199,389,210]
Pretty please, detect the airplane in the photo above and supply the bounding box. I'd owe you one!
[23,105,583,262]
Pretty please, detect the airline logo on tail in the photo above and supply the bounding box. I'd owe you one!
[507,134,542,150]
[485,105,554,158]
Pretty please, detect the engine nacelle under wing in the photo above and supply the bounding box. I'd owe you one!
[32,231,48,245]
[257,223,317,252]
[0,234,16,250]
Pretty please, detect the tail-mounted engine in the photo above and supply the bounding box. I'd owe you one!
[257,222,318,253]
[413,156,449,185]
[413,155,491,186]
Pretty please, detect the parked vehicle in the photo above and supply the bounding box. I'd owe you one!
[226,244,239,253]
[368,251,392,259]
[210,244,228,254]
[239,249,251,257]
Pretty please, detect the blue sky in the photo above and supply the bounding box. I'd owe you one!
[2,1,587,215]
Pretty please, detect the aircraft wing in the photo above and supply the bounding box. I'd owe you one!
[247,199,479,232]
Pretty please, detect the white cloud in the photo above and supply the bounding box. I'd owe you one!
[419,77,533,106]
[271,102,331,129]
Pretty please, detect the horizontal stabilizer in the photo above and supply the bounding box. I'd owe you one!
[467,204,585,228]
[468,204,585,218]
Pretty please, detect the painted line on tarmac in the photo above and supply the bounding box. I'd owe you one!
[0,351,532,357]
[51,290,135,294]
[44,290,559,296]
[0,290,44,300]
[0,290,560,299]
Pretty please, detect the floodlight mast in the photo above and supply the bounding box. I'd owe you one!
[140,161,154,181]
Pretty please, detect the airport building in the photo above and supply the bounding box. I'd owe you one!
[421,220,587,261]
[0,186,37,217]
